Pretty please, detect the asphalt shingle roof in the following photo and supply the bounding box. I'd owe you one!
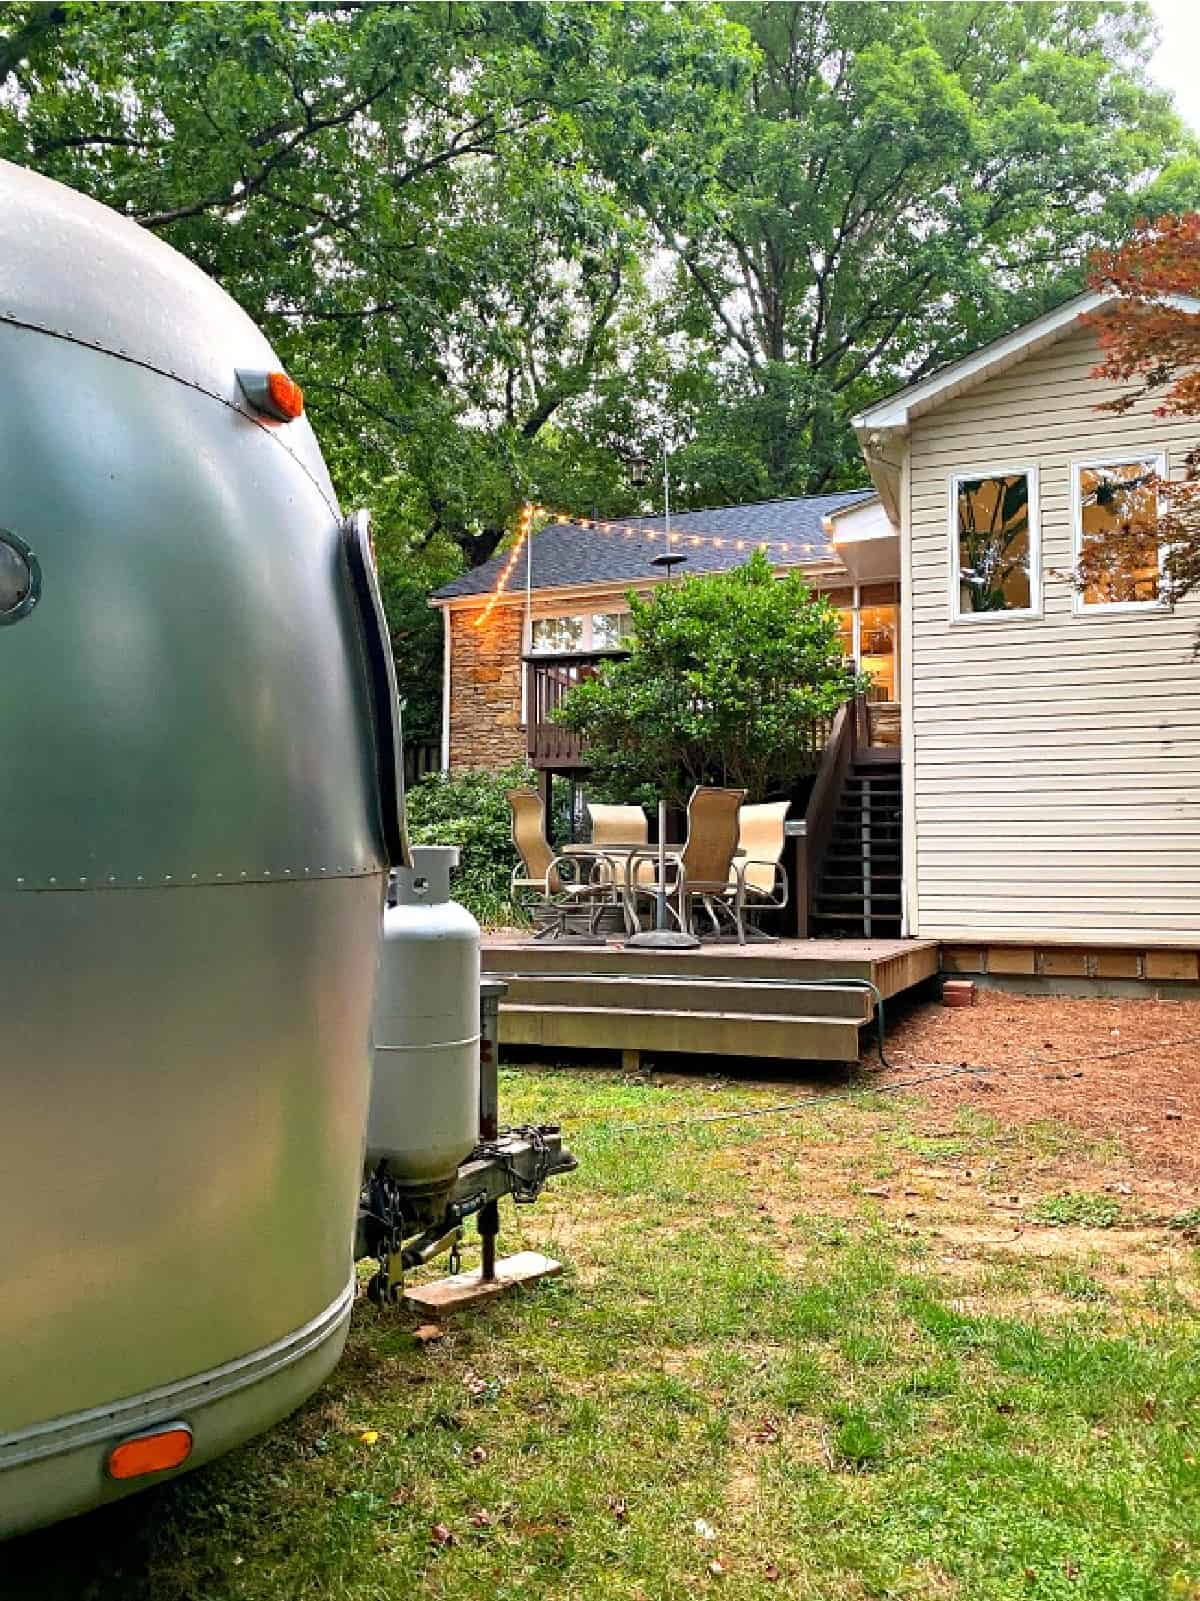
[431,491,874,601]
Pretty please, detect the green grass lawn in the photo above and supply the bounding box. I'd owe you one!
[6,1065,1199,1601]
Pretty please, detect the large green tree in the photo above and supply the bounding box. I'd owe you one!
[0,1,749,665]
[0,2,749,540]
[638,1,1200,504]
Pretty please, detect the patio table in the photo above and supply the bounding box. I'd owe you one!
[563,841,745,937]
[560,841,648,934]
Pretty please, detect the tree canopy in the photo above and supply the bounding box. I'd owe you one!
[3,1,1198,724]
[650,2,1200,504]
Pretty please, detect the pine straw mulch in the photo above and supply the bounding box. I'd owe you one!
[875,988,1200,1186]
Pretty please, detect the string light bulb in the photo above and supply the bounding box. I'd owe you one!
[470,500,840,619]
[474,500,534,629]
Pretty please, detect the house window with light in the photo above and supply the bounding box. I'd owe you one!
[1073,453,1166,611]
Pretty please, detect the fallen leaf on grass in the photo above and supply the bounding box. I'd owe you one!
[607,1495,629,1522]
[390,1487,413,1506]
[863,1186,890,1198]
[468,1445,488,1465]
[764,1563,781,1582]
[463,1370,500,1399]
[431,1523,456,1547]
[358,1430,379,1446]
[695,1517,717,1542]
[751,1419,780,1445]
[414,1324,444,1344]
[708,1558,727,1577]
[469,1510,493,1528]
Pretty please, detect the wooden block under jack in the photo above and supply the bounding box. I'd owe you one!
[403,1251,563,1313]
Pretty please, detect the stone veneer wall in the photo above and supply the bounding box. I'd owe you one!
[447,602,526,772]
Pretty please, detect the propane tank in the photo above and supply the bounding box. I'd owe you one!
[367,845,481,1207]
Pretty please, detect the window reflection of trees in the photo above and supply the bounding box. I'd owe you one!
[956,474,1032,612]
[1079,462,1159,606]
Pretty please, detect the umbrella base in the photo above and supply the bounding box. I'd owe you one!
[625,928,700,951]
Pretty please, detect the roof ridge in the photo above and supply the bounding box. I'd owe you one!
[613,488,872,525]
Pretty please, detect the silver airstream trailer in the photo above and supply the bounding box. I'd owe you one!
[0,162,571,1537]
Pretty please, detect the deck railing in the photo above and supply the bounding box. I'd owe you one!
[524,649,861,777]
[792,691,872,938]
[525,650,628,769]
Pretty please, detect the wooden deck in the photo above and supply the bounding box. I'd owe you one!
[482,935,939,1066]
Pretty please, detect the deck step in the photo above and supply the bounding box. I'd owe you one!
[499,1003,867,1063]
[499,972,875,1021]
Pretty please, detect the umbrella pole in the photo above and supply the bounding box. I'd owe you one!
[654,798,669,930]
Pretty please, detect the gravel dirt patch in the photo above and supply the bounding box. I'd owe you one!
[874,989,1200,1184]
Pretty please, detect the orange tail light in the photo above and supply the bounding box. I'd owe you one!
[266,369,304,420]
[107,1423,193,1480]
[235,367,305,422]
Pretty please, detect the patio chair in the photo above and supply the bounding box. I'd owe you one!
[507,789,613,939]
[723,800,790,938]
[586,803,648,848]
[629,785,746,941]
[586,801,651,934]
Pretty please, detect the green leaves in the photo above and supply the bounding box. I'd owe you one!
[652,0,1200,499]
[557,552,866,802]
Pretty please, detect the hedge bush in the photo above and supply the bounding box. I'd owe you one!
[404,762,537,928]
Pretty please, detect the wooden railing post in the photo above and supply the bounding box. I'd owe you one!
[793,827,810,938]
[524,658,537,761]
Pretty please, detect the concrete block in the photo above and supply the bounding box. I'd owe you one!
[942,979,976,1008]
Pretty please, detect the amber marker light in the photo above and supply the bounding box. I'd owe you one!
[235,367,305,422]
[107,1423,193,1480]
[266,370,304,420]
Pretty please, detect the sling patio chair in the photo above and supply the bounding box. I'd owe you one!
[718,800,791,940]
[628,785,747,941]
[507,789,614,940]
[586,802,648,849]
[586,802,650,934]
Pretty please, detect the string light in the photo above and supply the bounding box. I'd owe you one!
[474,500,535,629]
[471,500,829,622]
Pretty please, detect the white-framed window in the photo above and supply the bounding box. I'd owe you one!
[529,614,584,654]
[1071,451,1168,613]
[948,464,1041,621]
[590,610,636,649]
[528,609,633,654]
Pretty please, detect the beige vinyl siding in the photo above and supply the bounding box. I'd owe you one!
[905,325,1200,944]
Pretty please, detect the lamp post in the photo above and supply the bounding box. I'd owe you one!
[627,545,699,951]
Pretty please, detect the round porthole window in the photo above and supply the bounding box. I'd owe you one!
[0,531,40,625]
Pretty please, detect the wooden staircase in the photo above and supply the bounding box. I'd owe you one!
[796,693,905,942]
[810,756,903,938]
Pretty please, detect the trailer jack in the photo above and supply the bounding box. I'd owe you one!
[360,1125,576,1306]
